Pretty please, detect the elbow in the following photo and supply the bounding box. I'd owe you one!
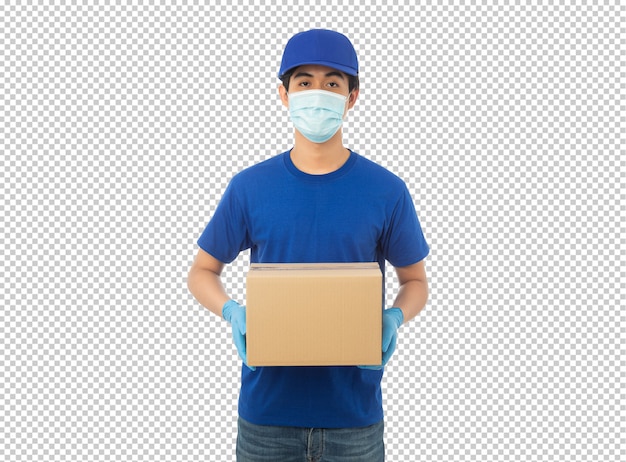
[187,266,198,296]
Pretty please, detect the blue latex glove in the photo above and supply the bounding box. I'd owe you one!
[359,307,404,370]
[222,300,255,371]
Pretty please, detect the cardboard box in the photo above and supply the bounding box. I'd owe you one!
[246,262,382,367]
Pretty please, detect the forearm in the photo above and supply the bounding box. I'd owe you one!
[392,278,428,324]
[187,268,231,318]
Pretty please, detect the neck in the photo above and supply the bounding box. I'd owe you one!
[290,129,350,175]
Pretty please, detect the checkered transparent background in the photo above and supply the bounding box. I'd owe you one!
[1,2,621,461]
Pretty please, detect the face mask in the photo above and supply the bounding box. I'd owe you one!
[288,89,348,143]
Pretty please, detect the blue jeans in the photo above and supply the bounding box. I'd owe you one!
[236,417,385,462]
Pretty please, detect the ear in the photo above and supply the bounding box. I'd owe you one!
[278,84,289,108]
[347,88,359,110]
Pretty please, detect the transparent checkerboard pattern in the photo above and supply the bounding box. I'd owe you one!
[1,2,620,461]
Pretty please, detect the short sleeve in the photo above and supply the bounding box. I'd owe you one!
[197,178,251,263]
[380,186,430,267]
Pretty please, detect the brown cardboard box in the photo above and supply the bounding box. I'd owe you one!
[246,262,382,367]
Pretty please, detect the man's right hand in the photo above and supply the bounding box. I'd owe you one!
[222,300,256,371]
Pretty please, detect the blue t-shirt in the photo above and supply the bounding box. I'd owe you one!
[197,150,429,428]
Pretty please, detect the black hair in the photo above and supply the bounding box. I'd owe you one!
[280,68,360,93]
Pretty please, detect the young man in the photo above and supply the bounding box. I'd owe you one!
[188,29,429,461]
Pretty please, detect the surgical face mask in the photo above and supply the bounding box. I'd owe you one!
[288,89,348,143]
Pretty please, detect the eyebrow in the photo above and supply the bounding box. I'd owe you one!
[293,71,345,80]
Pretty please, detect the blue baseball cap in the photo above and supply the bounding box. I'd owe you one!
[278,29,359,79]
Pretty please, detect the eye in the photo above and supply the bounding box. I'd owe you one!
[298,81,310,87]
[327,82,339,88]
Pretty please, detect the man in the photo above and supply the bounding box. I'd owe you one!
[188,29,429,461]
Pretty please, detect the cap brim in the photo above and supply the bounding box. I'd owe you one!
[278,60,358,79]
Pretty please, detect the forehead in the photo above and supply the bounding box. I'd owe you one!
[291,64,346,78]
